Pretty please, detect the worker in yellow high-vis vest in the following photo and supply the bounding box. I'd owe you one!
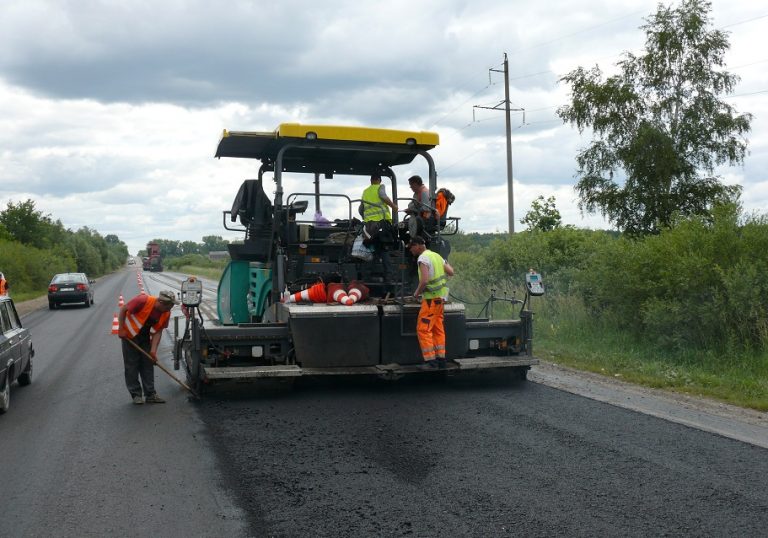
[407,235,455,369]
[360,174,397,222]
[359,174,398,284]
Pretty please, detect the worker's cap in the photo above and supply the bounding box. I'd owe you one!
[406,236,426,248]
[157,290,178,305]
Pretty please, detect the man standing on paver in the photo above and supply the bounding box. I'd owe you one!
[407,235,454,369]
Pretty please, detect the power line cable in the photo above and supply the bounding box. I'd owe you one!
[426,81,496,129]
[720,13,768,28]
[729,58,768,70]
[506,9,648,55]
[727,89,768,98]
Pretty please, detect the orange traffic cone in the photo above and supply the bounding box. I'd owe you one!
[118,295,125,307]
[327,282,352,306]
[282,282,327,303]
[111,313,119,335]
[347,280,369,305]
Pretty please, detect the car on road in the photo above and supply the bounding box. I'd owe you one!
[0,295,34,414]
[48,273,95,309]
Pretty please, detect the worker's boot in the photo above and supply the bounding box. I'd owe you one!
[132,395,144,405]
[145,393,166,404]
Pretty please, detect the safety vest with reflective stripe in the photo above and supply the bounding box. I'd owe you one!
[124,296,170,338]
[421,250,448,300]
[362,184,391,222]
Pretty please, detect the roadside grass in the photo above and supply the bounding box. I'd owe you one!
[10,289,47,303]
[534,293,768,411]
[173,265,223,282]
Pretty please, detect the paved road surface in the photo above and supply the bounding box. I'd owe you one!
[0,268,245,537]
[2,268,766,537]
[199,375,768,537]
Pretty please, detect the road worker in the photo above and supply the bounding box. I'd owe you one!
[359,174,398,283]
[403,175,437,240]
[407,235,454,369]
[360,173,398,222]
[0,272,8,296]
[117,290,177,404]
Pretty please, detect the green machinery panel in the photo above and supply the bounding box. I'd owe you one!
[218,261,272,324]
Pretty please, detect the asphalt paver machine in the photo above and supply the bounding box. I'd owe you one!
[174,123,543,394]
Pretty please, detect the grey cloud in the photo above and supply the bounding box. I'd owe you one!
[0,1,469,108]
[1,153,146,196]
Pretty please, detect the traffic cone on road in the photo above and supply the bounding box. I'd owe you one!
[118,295,125,307]
[111,313,119,335]
[346,280,369,305]
[327,282,352,306]
[282,282,327,303]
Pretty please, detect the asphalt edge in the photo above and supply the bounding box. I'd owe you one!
[530,361,768,450]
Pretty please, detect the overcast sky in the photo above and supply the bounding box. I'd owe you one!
[0,0,765,254]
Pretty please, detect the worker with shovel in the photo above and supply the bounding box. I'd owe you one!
[118,290,176,405]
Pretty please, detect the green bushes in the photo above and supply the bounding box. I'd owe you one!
[0,240,76,296]
[449,204,768,354]
[583,205,768,352]
[164,254,228,270]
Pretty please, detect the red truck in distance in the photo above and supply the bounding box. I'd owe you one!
[144,242,163,272]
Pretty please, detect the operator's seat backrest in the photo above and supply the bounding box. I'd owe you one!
[231,179,273,229]
[228,179,274,262]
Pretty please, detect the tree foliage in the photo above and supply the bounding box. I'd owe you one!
[145,236,229,258]
[521,195,563,232]
[201,235,229,254]
[0,199,68,249]
[148,239,183,258]
[0,199,129,294]
[557,0,752,236]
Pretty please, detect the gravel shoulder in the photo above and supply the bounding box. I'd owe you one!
[15,294,49,316]
[531,361,768,448]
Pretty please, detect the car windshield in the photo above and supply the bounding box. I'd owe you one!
[52,273,86,284]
